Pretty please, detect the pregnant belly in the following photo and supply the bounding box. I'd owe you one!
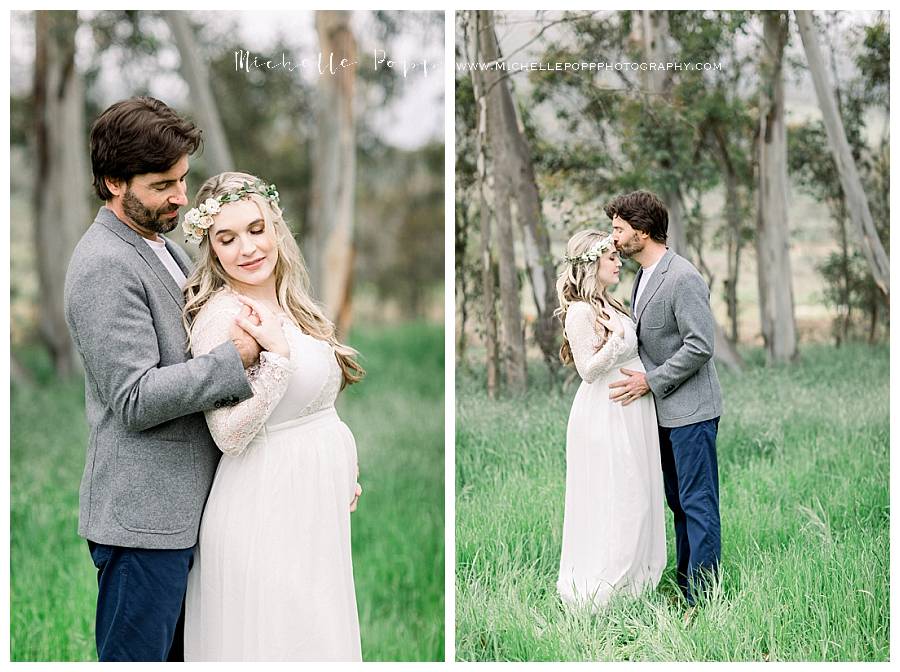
[203,420,358,533]
[593,353,645,385]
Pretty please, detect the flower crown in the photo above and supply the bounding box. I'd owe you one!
[562,234,615,266]
[182,180,280,244]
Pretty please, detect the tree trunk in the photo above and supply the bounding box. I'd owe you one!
[795,10,890,297]
[826,17,851,346]
[455,202,470,368]
[463,11,500,396]
[479,190,500,398]
[641,10,687,257]
[491,187,528,391]
[756,11,798,363]
[468,10,528,392]
[642,10,673,95]
[868,284,878,344]
[309,10,357,336]
[34,10,88,377]
[713,323,744,374]
[512,168,559,379]
[164,11,234,174]
[474,10,558,378]
[709,123,743,345]
[838,202,851,345]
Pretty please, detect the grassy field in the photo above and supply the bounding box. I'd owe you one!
[456,343,889,661]
[10,321,444,662]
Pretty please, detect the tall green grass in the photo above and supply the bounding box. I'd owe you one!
[456,344,888,661]
[11,322,444,662]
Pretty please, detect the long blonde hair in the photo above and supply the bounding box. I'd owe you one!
[182,171,364,388]
[554,229,628,366]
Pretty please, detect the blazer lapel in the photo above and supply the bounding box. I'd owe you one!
[635,248,675,325]
[96,207,187,309]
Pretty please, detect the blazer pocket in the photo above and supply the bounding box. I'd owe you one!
[113,438,198,534]
[642,301,669,330]
[664,374,701,419]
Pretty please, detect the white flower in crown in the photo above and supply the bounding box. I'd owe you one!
[181,198,225,243]
[181,203,216,243]
[562,233,615,266]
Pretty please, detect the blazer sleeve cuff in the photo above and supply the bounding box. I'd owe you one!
[210,341,254,401]
[645,366,671,398]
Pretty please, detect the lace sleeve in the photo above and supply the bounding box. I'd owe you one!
[565,302,627,384]
[191,295,296,456]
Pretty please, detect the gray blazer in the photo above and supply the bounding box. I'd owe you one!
[64,207,253,549]
[631,249,723,428]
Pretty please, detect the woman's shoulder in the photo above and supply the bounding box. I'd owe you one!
[566,299,630,329]
[566,300,594,315]
[564,301,595,327]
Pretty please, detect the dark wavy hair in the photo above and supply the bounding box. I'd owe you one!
[604,190,668,244]
[89,96,202,200]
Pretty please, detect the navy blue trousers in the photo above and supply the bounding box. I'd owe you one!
[88,541,194,661]
[658,417,721,605]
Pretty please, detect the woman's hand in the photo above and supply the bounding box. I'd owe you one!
[598,306,625,339]
[350,463,362,513]
[233,295,290,359]
[350,482,362,513]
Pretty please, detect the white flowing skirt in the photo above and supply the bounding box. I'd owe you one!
[557,355,666,611]
[185,407,361,661]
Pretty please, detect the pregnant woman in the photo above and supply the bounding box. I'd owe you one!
[555,229,666,611]
[180,172,365,660]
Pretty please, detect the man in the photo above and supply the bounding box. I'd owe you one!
[64,96,261,661]
[606,190,724,608]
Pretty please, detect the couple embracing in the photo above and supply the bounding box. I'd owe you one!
[64,97,363,661]
[556,191,723,613]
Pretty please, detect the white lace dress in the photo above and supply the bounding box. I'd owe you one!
[184,289,361,661]
[557,301,666,610]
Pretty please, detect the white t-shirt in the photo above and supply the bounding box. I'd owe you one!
[634,257,662,308]
[143,236,188,290]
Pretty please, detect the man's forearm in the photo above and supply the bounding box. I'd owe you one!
[108,342,253,431]
[646,341,711,398]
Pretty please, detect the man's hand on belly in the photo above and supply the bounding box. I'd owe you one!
[609,368,650,406]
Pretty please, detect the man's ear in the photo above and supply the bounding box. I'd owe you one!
[105,176,125,198]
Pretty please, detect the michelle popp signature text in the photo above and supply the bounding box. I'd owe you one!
[234,50,431,77]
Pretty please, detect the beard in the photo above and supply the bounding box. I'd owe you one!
[615,233,644,259]
[122,187,179,234]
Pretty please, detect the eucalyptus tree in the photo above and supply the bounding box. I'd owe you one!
[34,9,88,376]
[755,10,798,363]
[462,9,528,392]
[788,13,889,344]
[795,10,890,298]
[163,11,234,174]
[307,10,358,335]
[465,9,563,386]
